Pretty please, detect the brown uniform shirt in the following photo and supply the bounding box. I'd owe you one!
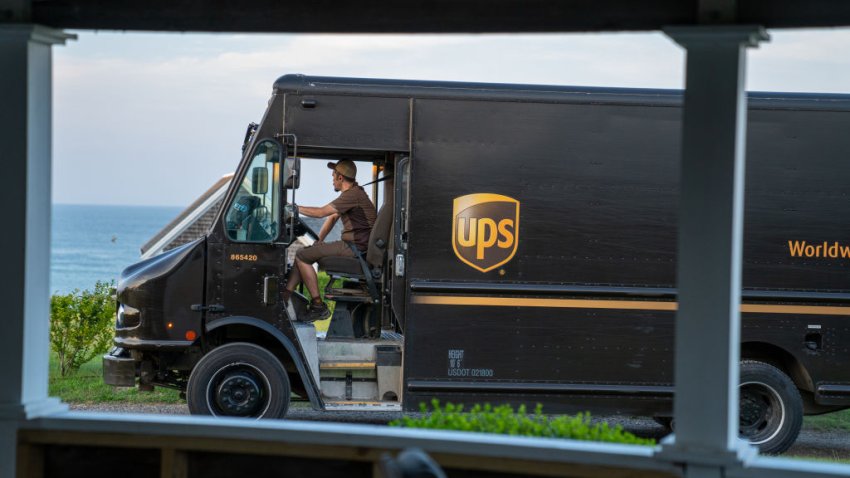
[331,185,377,251]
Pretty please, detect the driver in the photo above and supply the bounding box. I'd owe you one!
[283,159,377,321]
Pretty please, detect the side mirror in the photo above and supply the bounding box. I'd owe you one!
[251,167,268,195]
[285,157,301,189]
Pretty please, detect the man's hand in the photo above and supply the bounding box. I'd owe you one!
[283,204,298,222]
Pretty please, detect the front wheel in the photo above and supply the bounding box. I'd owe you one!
[187,343,291,419]
[739,360,803,455]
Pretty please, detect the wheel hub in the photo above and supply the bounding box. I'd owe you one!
[740,390,770,430]
[738,381,784,445]
[216,372,262,416]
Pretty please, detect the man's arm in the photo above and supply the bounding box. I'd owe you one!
[299,203,338,218]
[317,214,339,242]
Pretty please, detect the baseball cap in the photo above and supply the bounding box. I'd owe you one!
[327,159,357,180]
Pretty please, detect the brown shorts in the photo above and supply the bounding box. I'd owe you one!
[295,240,355,264]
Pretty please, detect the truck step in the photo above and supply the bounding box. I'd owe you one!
[327,286,369,296]
[324,401,402,412]
[324,294,372,303]
[325,286,371,302]
[319,360,376,370]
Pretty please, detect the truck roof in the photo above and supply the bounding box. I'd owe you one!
[274,74,850,111]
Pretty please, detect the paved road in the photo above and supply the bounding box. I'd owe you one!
[69,402,849,459]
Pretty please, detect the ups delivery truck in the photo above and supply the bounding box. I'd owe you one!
[104,74,850,454]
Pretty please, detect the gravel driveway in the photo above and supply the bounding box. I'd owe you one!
[69,401,848,460]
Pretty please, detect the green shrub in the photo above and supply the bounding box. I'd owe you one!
[390,400,655,446]
[50,281,116,377]
[317,271,333,295]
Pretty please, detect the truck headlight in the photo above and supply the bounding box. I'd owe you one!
[116,303,140,328]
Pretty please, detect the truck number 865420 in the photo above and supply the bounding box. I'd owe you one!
[230,254,258,261]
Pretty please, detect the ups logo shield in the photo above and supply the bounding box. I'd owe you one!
[452,193,520,273]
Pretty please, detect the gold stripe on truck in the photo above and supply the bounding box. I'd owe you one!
[412,295,850,316]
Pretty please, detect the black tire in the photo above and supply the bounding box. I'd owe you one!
[739,360,803,454]
[653,416,674,433]
[187,343,290,419]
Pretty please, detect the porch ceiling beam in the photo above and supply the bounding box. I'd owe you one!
[0,0,845,33]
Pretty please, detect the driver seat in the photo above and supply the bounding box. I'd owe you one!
[318,195,393,303]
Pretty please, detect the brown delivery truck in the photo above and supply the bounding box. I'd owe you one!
[104,74,850,454]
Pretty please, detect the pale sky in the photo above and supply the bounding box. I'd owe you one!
[52,29,850,208]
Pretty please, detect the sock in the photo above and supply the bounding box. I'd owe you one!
[282,289,292,302]
[311,297,323,307]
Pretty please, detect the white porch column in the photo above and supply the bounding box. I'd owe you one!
[0,24,74,477]
[657,25,768,472]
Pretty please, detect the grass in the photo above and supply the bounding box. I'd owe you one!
[804,410,850,432]
[49,352,181,404]
[787,454,850,464]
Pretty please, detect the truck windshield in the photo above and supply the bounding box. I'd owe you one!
[224,139,281,242]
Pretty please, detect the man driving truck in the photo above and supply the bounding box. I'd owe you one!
[283,159,377,321]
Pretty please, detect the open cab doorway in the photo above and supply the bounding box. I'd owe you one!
[283,153,409,411]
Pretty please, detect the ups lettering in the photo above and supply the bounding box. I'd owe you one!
[452,193,520,273]
[456,217,515,259]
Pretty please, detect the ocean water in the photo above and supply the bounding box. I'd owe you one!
[51,204,183,294]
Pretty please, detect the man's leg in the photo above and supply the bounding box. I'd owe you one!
[296,258,321,301]
[292,241,355,320]
[297,257,330,320]
[293,243,333,321]
[284,262,302,302]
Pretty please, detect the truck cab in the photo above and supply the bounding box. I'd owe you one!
[106,139,408,418]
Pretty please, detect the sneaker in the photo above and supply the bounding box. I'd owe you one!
[303,301,331,322]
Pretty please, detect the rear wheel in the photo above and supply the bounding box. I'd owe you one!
[738,360,802,454]
[187,342,290,419]
[653,416,674,433]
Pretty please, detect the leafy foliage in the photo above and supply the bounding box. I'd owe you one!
[50,281,116,377]
[390,400,655,446]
